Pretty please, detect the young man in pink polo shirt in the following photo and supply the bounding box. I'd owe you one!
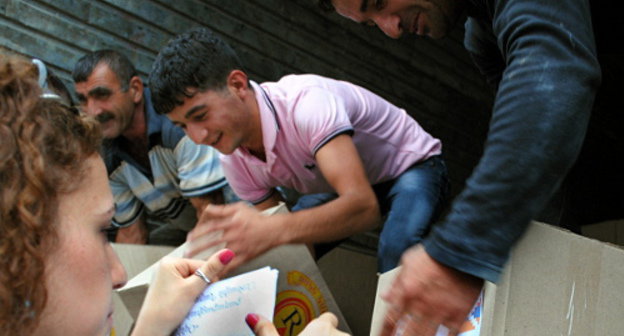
[148,27,448,273]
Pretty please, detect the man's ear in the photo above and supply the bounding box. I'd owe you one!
[128,76,144,104]
[226,70,250,98]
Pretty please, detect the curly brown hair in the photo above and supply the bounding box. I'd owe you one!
[0,56,102,335]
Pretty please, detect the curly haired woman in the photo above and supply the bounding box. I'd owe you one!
[0,55,239,335]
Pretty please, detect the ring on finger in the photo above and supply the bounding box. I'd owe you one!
[194,268,212,285]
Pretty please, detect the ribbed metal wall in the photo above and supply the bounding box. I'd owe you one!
[0,0,494,199]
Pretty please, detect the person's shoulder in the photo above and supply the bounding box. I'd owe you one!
[142,87,182,149]
[272,74,339,91]
[261,75,338,116]
[148,107,185,150]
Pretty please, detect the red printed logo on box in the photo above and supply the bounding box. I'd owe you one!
[273,271,329,336]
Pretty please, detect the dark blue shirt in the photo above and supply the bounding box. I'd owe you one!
[423,0,601,282]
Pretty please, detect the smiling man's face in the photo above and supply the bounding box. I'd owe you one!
[330,0,463,39]
[167,87,252,155]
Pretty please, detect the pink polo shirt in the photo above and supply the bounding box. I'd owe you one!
[220,74,442,204]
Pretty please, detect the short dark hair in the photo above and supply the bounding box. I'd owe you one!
[72,49,137,91]
[317,0,335,11]
[148,27,244,115]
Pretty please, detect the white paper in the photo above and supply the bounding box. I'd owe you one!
[174,267,279,336]
[121,203,288,292]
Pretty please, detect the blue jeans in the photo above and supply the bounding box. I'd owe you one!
[292,155,449,272]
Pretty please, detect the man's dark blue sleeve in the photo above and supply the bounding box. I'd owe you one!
[423,0,602,282]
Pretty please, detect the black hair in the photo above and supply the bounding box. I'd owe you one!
[148,27,244,115]
[72,49,137,91]
[317,0,335,11]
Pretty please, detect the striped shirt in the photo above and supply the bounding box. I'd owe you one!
[104,88,227,227]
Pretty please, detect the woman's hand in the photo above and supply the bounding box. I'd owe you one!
[246,312,350,336]
[131,248,235,336]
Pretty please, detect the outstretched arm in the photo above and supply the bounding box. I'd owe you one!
[185,134,380,270]
[427,0,601,284]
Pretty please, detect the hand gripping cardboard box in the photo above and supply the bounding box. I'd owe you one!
[111,203,351,336]
[371,221,624,336]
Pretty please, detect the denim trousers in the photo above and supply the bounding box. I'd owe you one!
[292,155,449,272]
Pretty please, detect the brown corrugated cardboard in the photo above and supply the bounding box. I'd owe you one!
[370,267,400,335]
[111,291,133,336]
[115,244,351,335]
[113,243,174,279]
[371,221,624,335]
[481,221,624,335]
[111,244,172,334]
[113,203,351,335]
[317,247,378,336]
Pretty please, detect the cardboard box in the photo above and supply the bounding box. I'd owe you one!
[371,221,624,335]
[113,244,174,279]
[112,203,351,335]
[111,291,133,336]
[481,221,624,335]
[111,244,173,335]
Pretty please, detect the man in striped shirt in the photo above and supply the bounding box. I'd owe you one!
[73,50,234,246]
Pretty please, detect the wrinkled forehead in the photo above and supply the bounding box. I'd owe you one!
[77,63,121,90]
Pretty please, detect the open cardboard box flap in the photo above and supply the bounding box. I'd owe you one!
[112,203,351,335]
[371,221,624,335]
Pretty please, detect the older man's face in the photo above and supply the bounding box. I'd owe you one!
[330,0,463,39]
[74,63,139,139]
